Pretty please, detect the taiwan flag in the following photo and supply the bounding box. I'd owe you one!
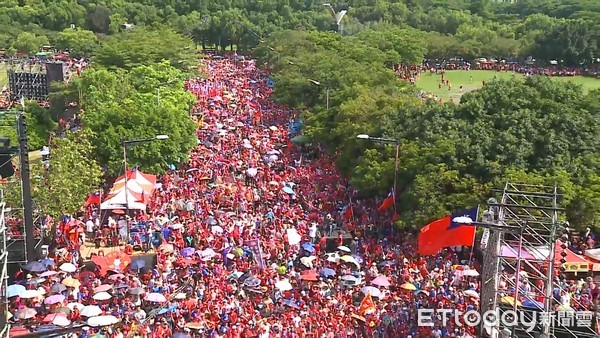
[378,191,394,212]
[417,206,478,256]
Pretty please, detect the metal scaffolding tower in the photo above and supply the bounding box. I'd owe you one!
[0,110,41,264]
[0,190,8,338]
[480,183,597,338]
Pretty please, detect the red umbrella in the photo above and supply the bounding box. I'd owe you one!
[300,270,319,281]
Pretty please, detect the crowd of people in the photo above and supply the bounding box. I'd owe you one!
[4,56,599,338]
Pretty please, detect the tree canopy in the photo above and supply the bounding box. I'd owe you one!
[31,131,102,217]
[0,0,597,64]
[78,61,197,175]
[263,30,600,229]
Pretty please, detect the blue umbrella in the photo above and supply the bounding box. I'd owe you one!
[320,268,335,277]
[172,333,190,338]
[282,187,295,195]
[352,255,364,264]
[158,308,172,315]
[522,299,544,310]
[130,260,145,270]
[282,299,300,309]
[23,261,46,272]
[6,284,25,298]
[244,277,261,287]
[301,243,315,253]
[40,259,55,267]
[181,247,195,258]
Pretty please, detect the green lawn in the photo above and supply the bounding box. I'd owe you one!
[0,63,7,87]
[416,70,600,103]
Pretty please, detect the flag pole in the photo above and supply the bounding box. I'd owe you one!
[468,205,480,263]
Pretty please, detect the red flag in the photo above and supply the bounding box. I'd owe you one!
[358,293,376,315]
[417,207,478,256]
[343,204,353,221]
[378,191,394,212]
[84,192,101,207]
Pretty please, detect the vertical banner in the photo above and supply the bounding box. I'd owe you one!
[245,239,266,269]
[480,228,490,250]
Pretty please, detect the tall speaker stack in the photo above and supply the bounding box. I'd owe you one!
[7,61,67,101]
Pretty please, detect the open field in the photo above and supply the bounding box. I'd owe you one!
[416,70,600,103]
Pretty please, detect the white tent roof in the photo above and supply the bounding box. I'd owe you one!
[100,186,147,210]
[109,179,146,195]
[526,246,550,260]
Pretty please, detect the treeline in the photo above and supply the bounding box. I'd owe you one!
[5,27,199,217]
[257,29,600,229]
[0,0,598,65]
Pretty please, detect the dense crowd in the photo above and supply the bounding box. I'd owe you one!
[5,56,599,338]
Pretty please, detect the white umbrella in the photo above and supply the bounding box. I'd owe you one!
[200,248,217,259]
[87,315,120,327]
[340,255,360,268]
[53,315,71,327]
[361,286,382,298]
[59,262,77,273]
[463,269,480,277]
[211,225,224,234]
[174,293,187,300]
[15,308,37,319]
[81,305,102,317]
[247,168,258,177]
[337,246,351,253]
[145,292,167,303]
[341,275,358,282]
[371,275,391,287]
[464,290,479,299]
[326,252,340,263]
[275,280,293,292]
[20,289,41,299]
[300,256,316,268]
[92,291,112,301]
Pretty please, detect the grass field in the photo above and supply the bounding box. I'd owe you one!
[416,70,600,103]
[0,63,7,87]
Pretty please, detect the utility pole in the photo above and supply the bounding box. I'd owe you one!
[18,113,36,262]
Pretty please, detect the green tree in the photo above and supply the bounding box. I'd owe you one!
[94,26,195,70]
[79,62,197,175]
[31,131,102,217]
[54,28,98,56]
[13,32,49,54]
[533,19,598,65]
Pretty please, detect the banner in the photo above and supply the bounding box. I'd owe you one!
[245,239,266,269]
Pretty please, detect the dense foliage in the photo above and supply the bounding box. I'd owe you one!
[0,0,598,65]
[261,30,600,229]
[74,61,198,175]
[30,131,103,217]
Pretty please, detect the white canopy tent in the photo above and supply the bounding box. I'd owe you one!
[100,187,147,210]
[113,170,156,194]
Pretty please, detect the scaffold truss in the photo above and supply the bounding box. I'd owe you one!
[480,183,597,338]
[0,190,9,338]
[0,110,42,264]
